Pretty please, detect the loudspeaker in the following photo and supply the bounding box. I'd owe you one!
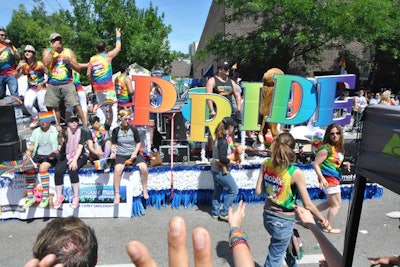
[0,106,19,143]
[166,112,187,141]
[0,140,24,161]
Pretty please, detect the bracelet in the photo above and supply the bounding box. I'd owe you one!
[116,36,121,41]
[228,227,249,251]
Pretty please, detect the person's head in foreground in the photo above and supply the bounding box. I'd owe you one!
[32,216,98,267]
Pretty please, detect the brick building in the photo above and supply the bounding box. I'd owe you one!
[192,1,371,82]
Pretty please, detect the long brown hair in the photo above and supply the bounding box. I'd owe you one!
[322,123,345,152]
[270,133,297,168]
[214,121,227,139]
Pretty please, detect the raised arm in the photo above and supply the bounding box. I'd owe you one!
[106,28,121,61]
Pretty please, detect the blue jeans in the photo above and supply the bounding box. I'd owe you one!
[263,212,298,267]
[211,171,238,216]
[0,75,19,98]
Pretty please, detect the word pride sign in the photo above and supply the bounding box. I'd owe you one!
[131,74,356,142]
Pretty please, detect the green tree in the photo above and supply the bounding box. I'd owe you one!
[199,0,400,83]
[6,0,173,82]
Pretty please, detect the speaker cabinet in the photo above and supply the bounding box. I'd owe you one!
[0,106,19,143]
[166,112,187,141]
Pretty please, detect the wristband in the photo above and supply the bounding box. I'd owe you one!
[116,37,121,41]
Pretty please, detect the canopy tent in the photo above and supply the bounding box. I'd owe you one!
[343,105,400,266]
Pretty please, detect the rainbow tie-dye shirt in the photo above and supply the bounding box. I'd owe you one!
[262,159,298,211]
[315,144,344,186]
[23,61,46,89]
[48,49,73,85]
[89,52,113,92]
[115,74,132,108]
[73,71,84,92]
[0,45,16,75]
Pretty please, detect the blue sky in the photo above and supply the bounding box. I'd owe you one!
[0,0,212,53]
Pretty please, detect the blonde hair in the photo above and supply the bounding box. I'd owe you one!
[270,133,297,168]
[379,90,391,105]
[118,109,131,118]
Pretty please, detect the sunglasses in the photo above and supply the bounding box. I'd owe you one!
[51,37,62,42]
[24,50,34,53]
[329,132,341,136]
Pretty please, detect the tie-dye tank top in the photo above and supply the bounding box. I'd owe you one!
[115,74,132,108]
[262,159,298,211]
[73,71,84,92]
[315,144,344,185]
[48,48,73,85]
[23,61,46,89]
[0,45,16,75]
[89,52,113,92]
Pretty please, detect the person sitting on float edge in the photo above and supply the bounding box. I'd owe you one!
[53,116,90,209]
[110,109,149,203]
[23,113,61,209]
[88,115,112,171]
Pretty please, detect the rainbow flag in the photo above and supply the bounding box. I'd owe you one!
[94,158,108,170]
[38,110,56,123]
[101,99,116,107]
[0,158,37,174]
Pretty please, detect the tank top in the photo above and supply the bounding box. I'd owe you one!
[47,48,73,85]
[316,144,344,186]
[262,159,298,211]
[73,71,84,92]
[23,61,46,89]
[213,76,234,105]
[0,45,16,75]
[115,74,132,108]
[89,52,113,92]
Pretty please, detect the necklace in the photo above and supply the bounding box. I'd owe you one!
[39,129,50,145]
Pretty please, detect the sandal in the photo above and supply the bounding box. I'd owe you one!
[322,224,341,234]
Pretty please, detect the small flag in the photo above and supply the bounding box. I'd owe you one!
[203,65,214,78]
[38,110,56,123]
[101,99,116,107]
[93,158,108,170]
[14,158,37,173]
[0,158,37,174]
[339,57,347,74]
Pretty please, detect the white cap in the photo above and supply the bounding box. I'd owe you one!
[24,45,36,52]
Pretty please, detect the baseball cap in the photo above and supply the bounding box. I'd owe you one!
[24,45,36,52]
[68,116,79,123]
[222,116,237,127]
[49,33,62,41]
[217,61,230,69]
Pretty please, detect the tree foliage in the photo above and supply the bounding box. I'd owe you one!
[5,0,173,83]
[200,0,400,86]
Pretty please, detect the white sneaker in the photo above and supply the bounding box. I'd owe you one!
[29,118,39,129]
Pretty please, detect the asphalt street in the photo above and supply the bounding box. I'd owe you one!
[0,186,399,266]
